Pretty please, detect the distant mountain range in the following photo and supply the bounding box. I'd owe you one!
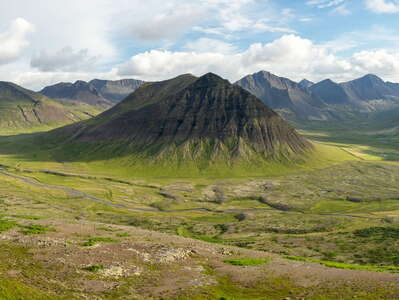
[236,71,399,122]
[0,81,101,132]
[40,79,144,108]
[235,71,333,121]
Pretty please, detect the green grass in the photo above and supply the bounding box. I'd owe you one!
[81,237,119,247]
[11,215,41,220]
[284,255,399,273]
[0,278,57,300]
[82,265,105,272]
[19,225,53,235]
[0,219,18,232]
[223,258,270,266]
[116,233,130,237]
[354,226,399,239]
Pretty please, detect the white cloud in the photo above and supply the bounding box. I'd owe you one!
[365,0,399,13]
[117,35,353,83]
[0,18,34,65]
[352,50,399,77]
[117,34,399,83]
[331,4,352,15]
[184,38,237,54]
[31,47,99,72]
[307,0,345,8]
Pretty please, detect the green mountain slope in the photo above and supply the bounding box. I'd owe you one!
[0,81,102,134]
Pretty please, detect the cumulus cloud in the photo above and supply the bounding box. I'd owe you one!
[124,2,206,41]
[352,50,399,76]
[117,35,354,82]
[30,47,99,72]
[117,34,399,83]
[0,18,35,65]
[365,0,399,13]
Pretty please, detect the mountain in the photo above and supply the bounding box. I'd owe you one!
[40,79,144,107]
[309,79,352,106]
[40,80,111,107]
[89,79,144,103]
[0,81,100,132]
[44,73,312,175]
[235,71,331,121]
[310,74,399,112]
[298,79,314,88]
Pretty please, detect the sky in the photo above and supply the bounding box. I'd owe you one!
[1,0,399,90]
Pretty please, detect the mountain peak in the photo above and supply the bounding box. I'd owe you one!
[359,74,384,83]
[299,79,314,88]
[194,72,229,86]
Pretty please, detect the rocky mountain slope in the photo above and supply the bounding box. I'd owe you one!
[40,78,144,107]
[0,81,100,133]
[235,71,332,121]
[43,73,312,174]
[310,74,399,112]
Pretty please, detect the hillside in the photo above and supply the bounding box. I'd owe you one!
[0,81,101,134]
[40,78,144,107]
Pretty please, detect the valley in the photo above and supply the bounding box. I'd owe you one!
[0,72,399,299]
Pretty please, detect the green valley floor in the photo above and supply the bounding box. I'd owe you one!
[0,130,399,299]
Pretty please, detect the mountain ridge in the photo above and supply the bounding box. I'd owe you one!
[0,81,101,133]
[40,78,144,107]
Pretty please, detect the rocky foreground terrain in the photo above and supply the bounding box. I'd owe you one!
[1,215,398,299]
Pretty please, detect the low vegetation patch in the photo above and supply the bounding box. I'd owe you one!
[116,233,130,237]
[354,227,399,239]
[223,258,270,266]
[82,237,119,247]
[11,215,41,220]
[285,256,399,273]
[82,265,105,272]
[0,219,18,232]
[19,225,53,235]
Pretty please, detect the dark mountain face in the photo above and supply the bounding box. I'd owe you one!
[40,79,144,107]
[56,73,311,160]
[299,79,314,89]
[310,79,352,106]
[340,74,396,101]
[235,71,330,121]
[0,81,97,130]
[40,81,111,107]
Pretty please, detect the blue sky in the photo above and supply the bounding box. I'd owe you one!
[0,0,399,89]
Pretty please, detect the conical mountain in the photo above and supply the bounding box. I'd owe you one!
[48,73,312,173]
[0,81,100,132]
